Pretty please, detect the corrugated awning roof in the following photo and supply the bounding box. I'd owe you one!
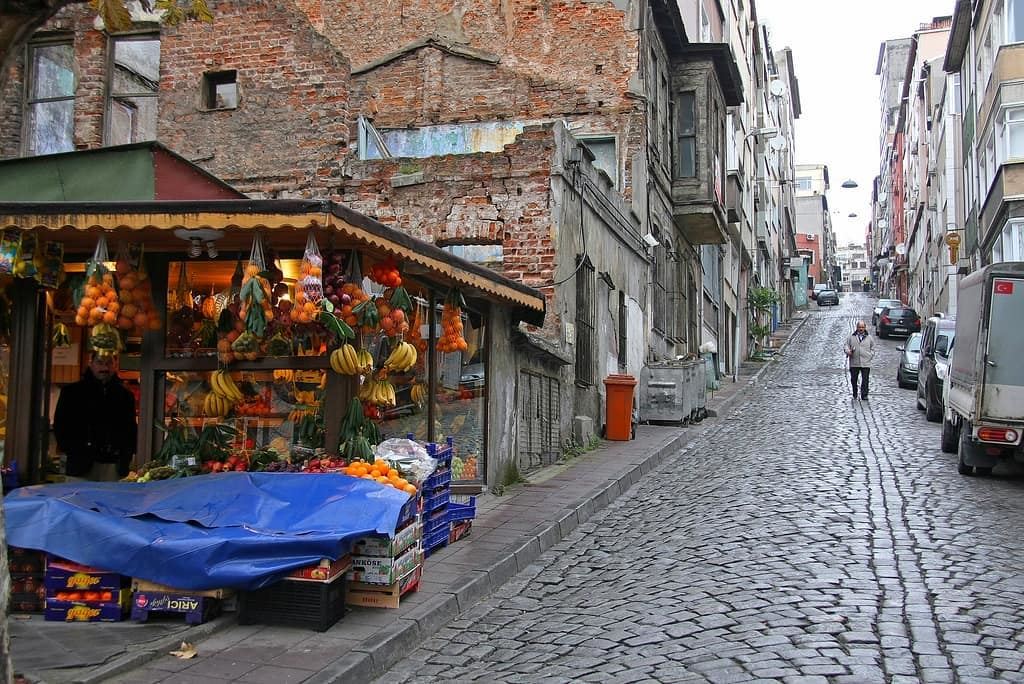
[0,199,546,326]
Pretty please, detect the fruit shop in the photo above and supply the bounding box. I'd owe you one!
[0,198,546,492]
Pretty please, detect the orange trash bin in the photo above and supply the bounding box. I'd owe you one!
[603,374,637,441]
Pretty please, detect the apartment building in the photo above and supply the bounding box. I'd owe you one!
[794,163,834,290]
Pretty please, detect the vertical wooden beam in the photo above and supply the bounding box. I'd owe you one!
[7,279,41,482]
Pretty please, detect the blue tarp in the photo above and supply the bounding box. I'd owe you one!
[3,473,412,590]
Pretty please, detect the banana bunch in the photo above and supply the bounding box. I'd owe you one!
[210,369,244,402]
[329,343,361,375]
[52,323,72,348]
[273,369,295,383]
[384,341,418,372]
[358,378,396,407]
[203,392,234,417]
[410,382,428,405]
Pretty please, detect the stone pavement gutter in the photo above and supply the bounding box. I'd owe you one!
[31,313,809,684]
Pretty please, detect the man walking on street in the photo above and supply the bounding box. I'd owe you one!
[844,320,875,400]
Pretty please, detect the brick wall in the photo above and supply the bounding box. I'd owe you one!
[158,0,351,198]
[342,124,560,332]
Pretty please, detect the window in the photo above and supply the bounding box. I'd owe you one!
[25,40,75,156]
[677,92,697,178]
[203,70,237,110]
[1005,107,1024,159]
[795,176,812,191]
[442,243,503,269]
[580,137,618,187]
[574,257,596,386]
[699,1,711,41]
[652,243,668,334]
[107,36,160,146]
[1008,0,1024,43]
[994,219,1024,262]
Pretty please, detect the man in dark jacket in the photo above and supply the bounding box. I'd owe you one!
[53,354,137,480]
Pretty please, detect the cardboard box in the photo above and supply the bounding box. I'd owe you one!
[351,521,422,558]
[45,591,130,622]
[287,556,352,583]
[131,591,221,626]
[346,564,422,609]
[348,545,422,585]
[45,559,126,592]
[47,588,128,605]
[131,579,234,599]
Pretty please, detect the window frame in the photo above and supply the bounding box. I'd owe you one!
[105,32,161,146]
[676,91,697,178]
[23,36,76,156]
[578,135,619,188]
[574,257,596,387]
[202,69,239,111]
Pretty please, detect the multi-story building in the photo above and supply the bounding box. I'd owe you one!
[945,0,1024,270]
[2,0,811,480]
[874,18,951,302]
[794,163,834,290]
[835,242,871,292]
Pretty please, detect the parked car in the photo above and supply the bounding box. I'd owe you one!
[816,289,839,306]
[872,298,903,325]
[916,316,956,422]
[944,262,1024,475]
[810,283,830,300]
[876,306,921,338]
[896,332,922,389]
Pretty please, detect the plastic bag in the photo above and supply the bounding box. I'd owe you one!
[299,232,324,304]
[240,234,272,337]
[374,438,436,485]
[73,235,120,328]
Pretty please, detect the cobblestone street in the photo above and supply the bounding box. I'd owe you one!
[378,292,1024,683]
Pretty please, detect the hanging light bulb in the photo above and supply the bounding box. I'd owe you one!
[206,241,219,259]
[189,237,203,258]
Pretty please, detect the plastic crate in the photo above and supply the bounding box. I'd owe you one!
[238,574,346,632]
[448,496,477,523]
[422,526,450,557]
[426,437,454,470]
[422,468,452,492]
[423,508,449,535]
[422,488,450,514]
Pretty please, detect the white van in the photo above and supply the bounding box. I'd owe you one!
[943,262,1024,475]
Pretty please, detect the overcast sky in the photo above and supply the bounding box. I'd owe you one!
[756,0,956,246]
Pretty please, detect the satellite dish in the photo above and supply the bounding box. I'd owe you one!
[769,136,787,151]
[769,80,787,98]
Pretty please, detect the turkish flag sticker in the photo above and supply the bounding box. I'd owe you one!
[994,280,1015,295]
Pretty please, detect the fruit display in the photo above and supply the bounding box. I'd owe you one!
[337,282,370,328]
[383,340,417,373]
[322,250,348,309]
[452,455,478,479]
[209,369,244,403]
[230,330,261,360]
[376,295,410,337]
[358,376,397,407]
[407,301,427,353]
[240,263,273,338]
[74,263,120,328]
[88,322,124,358]
[437,289,468,353]
[342,459,417,495]
[410,382,428,406]
[202,392,234,418]
[52,322,71,348]
[353,296,381,334]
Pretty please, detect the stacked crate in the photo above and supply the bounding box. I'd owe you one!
[8,547,45,613]
[346,516,423,608]
[44,557,131,622]
[421,438,454,557]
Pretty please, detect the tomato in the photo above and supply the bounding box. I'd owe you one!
[83,592,100,602]
[234,464,247,471]
[101,591,113,602]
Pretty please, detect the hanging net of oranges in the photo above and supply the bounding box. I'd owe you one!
[437,288,468,353]
[292,232,323,325]
[73,234,120,328]
[407,298,428,353]
[114,242,159,335]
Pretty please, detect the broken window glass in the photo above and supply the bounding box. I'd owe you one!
[108,36,160,145]
[26,42,75,156]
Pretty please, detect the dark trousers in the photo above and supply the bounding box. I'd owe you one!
[850,367,870,398]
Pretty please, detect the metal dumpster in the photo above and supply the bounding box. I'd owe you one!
[639,360,704,425]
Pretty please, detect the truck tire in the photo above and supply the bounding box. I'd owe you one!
[925,384,942,422]
[941,417,958,454]
[958,424,975,475]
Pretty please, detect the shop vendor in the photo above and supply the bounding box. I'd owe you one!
[53,353,137,481]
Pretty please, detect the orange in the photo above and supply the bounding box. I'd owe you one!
[387,469,399,479]
[403,484,417,495]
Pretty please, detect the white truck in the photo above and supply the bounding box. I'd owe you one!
[942,262,1024,475]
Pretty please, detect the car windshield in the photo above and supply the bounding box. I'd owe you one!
[936,332,955,356]
[907,334,922,352]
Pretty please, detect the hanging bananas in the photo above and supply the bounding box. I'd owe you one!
[203,392,234,418]
[329,343,361,375]
[209,369,244,402]
[383,340,418,372]
[410,382,428,405]
[357,378,396,407]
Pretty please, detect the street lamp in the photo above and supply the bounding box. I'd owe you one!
[848,212,858,218]
[841,179,858,189]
